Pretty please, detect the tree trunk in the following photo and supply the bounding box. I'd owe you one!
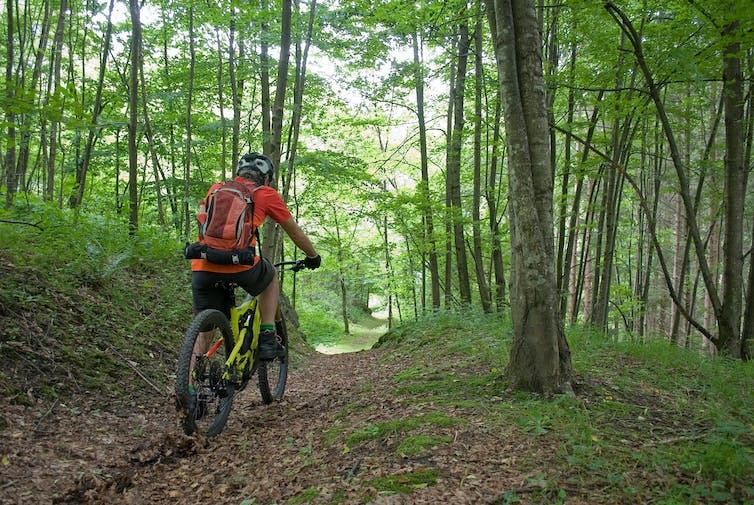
[283,0,317,203]
[262,0,292,261]
[215,28,228,181]
[4,0,18,209]
[70,0,116,210]
[44,0,67,203]
[412,30,441,312]
[128,0,143,235]
[229,13,242,166]
[17,0,51,194]
[448,19,472,306]
[471,9,492,313]
[719,19,745,358]
[487,0,572,393]
[487,96,507,311]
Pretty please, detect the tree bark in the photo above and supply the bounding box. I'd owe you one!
[262,0,292,261]
[472,9,492,313]
[128,0,143,234]
[719,19,745,358]
[4,0,18,209]
[412,30,441,312]
[448,19,472,306]
[487,0,572,393]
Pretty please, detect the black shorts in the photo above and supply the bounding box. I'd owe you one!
[191,258,275,318]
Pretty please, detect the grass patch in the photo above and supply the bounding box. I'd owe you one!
[395,434,453,457]
[346,412,462,446]
[287,486,320,504]
[365,468,440,494]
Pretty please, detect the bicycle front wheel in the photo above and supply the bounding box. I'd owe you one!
[175,309,236,437]
[258,316,289,404]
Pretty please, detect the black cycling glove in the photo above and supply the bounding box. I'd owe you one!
[304,254,321,270]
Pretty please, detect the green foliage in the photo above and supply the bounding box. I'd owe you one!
[297,303,344,347]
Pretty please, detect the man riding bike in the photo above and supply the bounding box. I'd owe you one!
[189,152,321,363]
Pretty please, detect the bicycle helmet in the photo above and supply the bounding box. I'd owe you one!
[237,152,274,184]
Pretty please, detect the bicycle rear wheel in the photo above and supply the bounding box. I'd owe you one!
[175,309,236,437]
[258,315,289,403]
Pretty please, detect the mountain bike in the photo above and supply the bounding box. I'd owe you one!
[175,259,305,437]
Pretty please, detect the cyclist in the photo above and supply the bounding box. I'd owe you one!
[190,152,321,362]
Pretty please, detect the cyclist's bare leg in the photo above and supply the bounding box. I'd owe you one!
[258,268,279,326]
[189,331,212,384]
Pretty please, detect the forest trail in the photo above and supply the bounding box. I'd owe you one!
[0,345,556,505]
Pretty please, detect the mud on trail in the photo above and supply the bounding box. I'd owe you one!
[1,348,558,505]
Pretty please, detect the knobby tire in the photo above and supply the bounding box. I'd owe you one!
[175,309,235,437]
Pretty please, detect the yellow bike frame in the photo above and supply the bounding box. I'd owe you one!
[204,296,262,383]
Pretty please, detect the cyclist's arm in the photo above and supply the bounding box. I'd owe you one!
[279,216,318,258]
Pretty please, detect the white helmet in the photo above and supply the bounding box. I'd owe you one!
[237,152,274,184]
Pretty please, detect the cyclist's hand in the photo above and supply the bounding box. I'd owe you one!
[304,254,321,270]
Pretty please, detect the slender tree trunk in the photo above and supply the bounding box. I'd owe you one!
[44,0,67,203]
[140,63,166,227]
[487,97,507,311]
[128,0,143,234]
[606,2,728,351]
[181,4,196,240]
[216,28,228,180]
[70,0,115,210]
[283,0,316,203]
[559,92,602,321]
[17,0,51,194]
[229,13,242,165]
[412,30,441,312]
[556,38,575,318]
[719,19,745,358]
[262,0,292,261]
[472,11,491,312]
[4,0,18,209]
[444,39,456,309]
[448,19,472,306]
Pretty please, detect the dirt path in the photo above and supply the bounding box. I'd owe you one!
[1,348,549,505]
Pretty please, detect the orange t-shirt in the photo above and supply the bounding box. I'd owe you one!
[190,177,292,273]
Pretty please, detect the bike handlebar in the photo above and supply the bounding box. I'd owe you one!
[274,259,307,272]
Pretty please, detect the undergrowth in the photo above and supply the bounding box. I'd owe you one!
[0,201,191,402]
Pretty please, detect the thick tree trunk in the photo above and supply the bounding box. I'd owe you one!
[487,0,572,393]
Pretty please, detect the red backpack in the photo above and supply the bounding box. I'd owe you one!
[197,180,259,251]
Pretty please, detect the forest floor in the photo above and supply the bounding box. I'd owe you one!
[0,346,558,505]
